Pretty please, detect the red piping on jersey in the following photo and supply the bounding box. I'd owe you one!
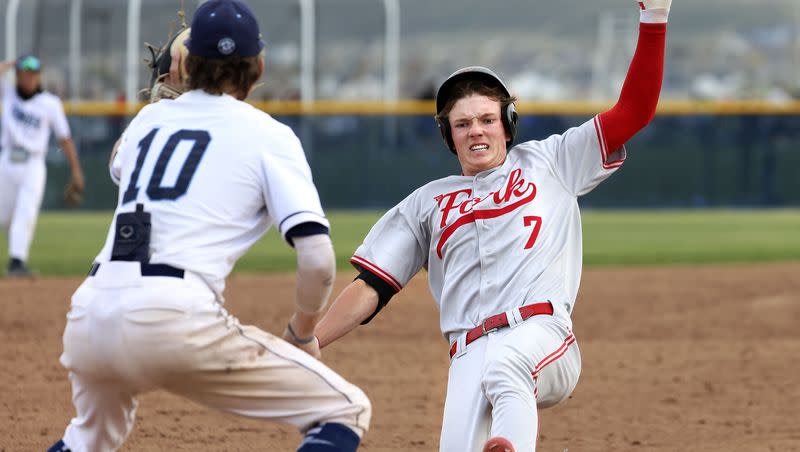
[598,22,667,154]
[350,256,403,292]
[436,184,537,259]
[594,115,625,170]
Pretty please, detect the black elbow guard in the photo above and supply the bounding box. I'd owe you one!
[355,270,398,325]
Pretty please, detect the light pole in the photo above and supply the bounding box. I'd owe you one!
[5,0,22,81]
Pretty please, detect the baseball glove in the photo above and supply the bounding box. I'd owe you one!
[143,11,191,103]
[63,180,84,208]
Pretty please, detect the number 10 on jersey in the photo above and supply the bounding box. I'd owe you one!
[122,128,211,204]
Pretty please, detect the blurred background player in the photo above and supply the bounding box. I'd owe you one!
[47,1,370,451]
[314,1,670,451]
[0,55,84,277]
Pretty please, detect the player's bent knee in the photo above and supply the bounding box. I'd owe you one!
[341,384,372,436]
[297,423,360,452]
[351,384,371,415]
[535,368,580,409]
[315,382,371,439]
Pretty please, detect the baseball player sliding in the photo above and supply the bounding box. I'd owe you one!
[48,1,370,451]
[0,56,84,277]
[315,1,671,451]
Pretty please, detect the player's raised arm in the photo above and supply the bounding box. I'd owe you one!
[0,61,15,100]
[597,0,670,153]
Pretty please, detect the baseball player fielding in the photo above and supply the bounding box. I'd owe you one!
[48,1,370,451]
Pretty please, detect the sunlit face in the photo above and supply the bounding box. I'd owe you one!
[16,71,41,96]
[448,94,510,176]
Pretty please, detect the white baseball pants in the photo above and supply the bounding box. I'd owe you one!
[0,156,46,262]
[58,261,371,452]
[440,314,580,452]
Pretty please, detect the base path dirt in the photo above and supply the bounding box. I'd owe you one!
[2,263,799,451]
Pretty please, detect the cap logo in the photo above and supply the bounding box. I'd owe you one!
[188,0,264,58]
[217,37,236,55]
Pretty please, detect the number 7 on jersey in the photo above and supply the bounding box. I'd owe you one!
[523,215,542,250]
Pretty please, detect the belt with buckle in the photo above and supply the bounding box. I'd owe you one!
[449,302,554,358]
[88,262,184,279]
[9,146,31,163]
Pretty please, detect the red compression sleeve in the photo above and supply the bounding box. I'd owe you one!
[598,22,667,153]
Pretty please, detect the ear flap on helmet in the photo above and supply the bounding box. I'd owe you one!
[435,116,457,154]
[503,102,518,144]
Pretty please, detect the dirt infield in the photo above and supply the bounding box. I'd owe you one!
[2,263,799,452]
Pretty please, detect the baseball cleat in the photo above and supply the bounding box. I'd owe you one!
[6,258,35,278]
[483,436,515,452]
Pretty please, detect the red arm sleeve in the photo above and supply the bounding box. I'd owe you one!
[598,22,667,153]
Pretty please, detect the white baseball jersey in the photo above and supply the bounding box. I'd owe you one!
[57,90,370,451]
[100,90,328,295]
[353,116,625,342]
[0,80,71,157]
[0,81,71,262]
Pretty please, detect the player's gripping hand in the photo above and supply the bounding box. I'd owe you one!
[287,334,321,359]
[637,0,671,22]
[283,314,322,359]
[63,173,85,208]
[144,27,190,102]
[167,42,186,90]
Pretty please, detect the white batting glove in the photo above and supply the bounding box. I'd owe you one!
[637,0,671,23]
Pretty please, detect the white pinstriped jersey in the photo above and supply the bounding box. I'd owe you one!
[100,90,328,294]
[0,80,71,158]
[352,117,624,341]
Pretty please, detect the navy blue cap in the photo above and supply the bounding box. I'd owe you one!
[16,55,41,72]
[185,0,264,58]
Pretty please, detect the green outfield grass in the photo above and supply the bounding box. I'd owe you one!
[1,209,799,277]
